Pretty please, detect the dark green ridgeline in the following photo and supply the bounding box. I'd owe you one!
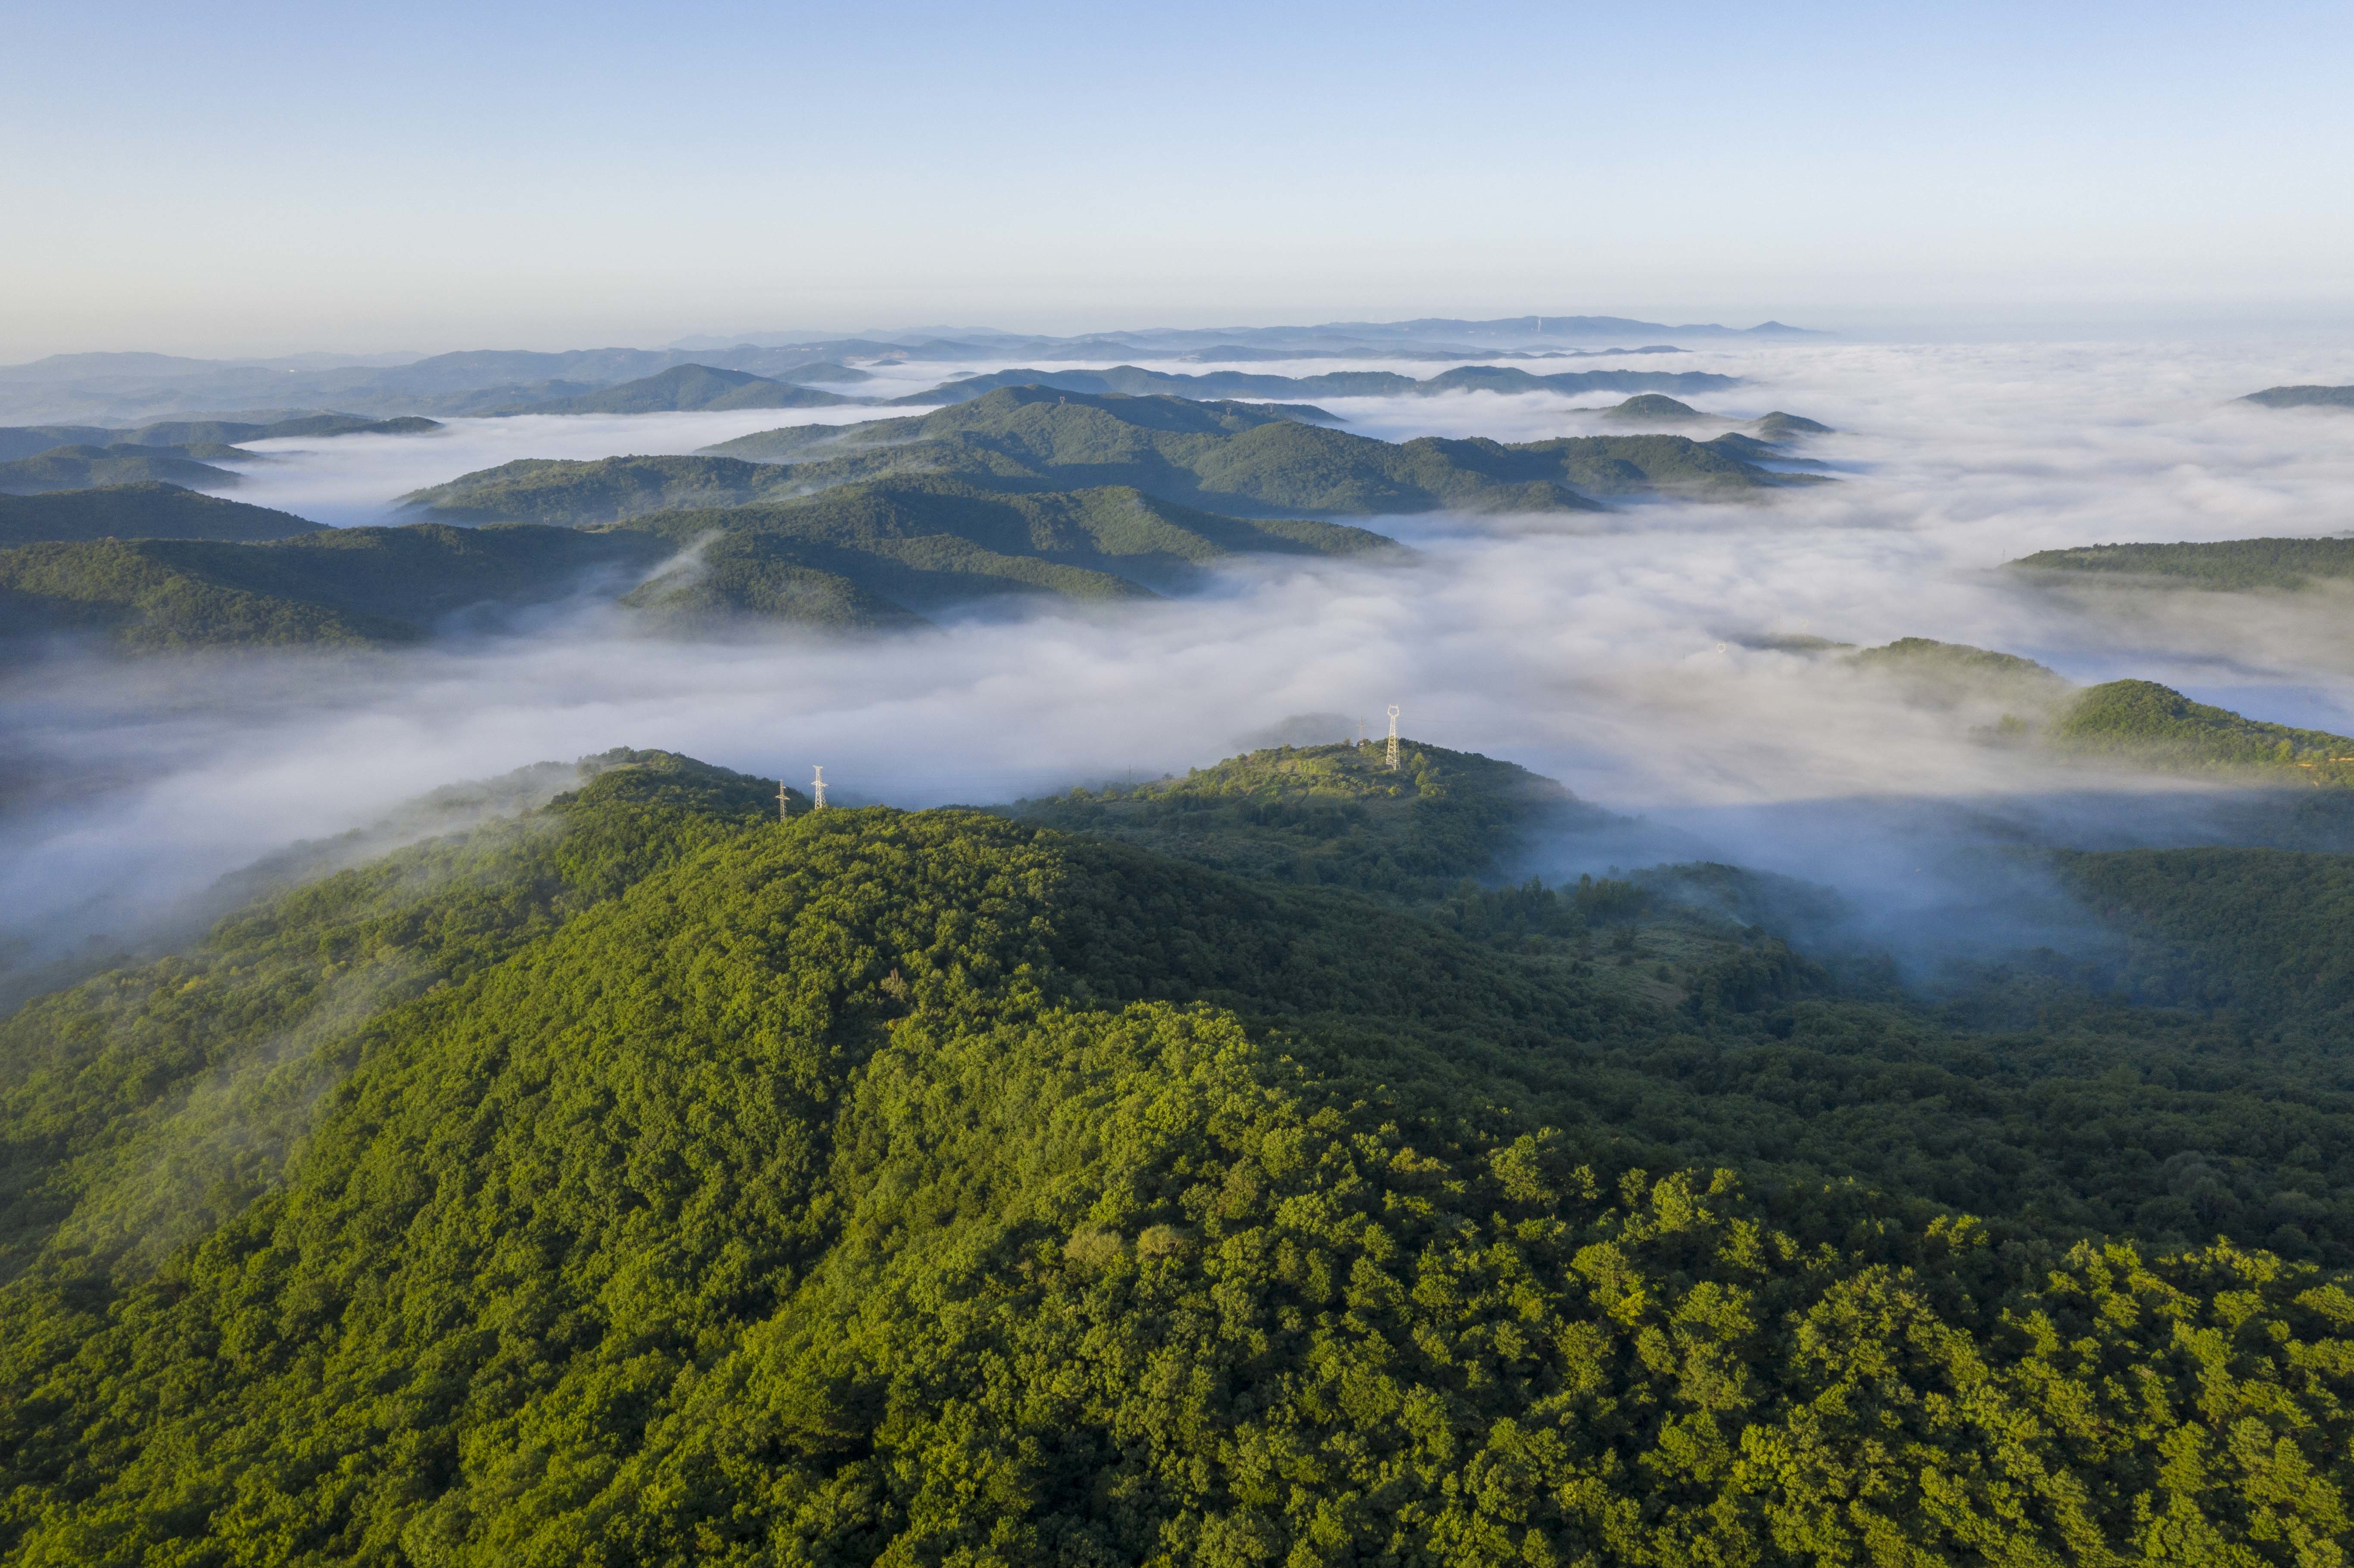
[403,386,1821,527]
[0,480,1395,651]
[0,414,439,464]
[0,523,665,650]
[2017,535,2354,592]
[0,444,243,495]
[492,362,867,415]
[3,740,2354,1561]
[0,483,325,548]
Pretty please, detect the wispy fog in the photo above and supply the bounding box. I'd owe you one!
[8,334,2354,978]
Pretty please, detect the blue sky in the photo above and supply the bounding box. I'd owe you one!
[5,0,2351,355]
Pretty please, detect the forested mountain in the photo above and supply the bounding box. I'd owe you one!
[0,445,242,495]
[0,479,1396,649]
[498,364,869,414]
[2016,535,2354,591]
[2242,385,2354,409]
[894,363,1741,405]
[0,524,664,650]
[0,483,326,546]
[614,479,1392,628]
[0,737,2349,1562]
[678,387,1820,519]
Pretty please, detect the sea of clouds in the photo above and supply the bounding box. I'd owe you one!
[5,332,2352,977]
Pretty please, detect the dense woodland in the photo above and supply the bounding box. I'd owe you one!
[3,738,2354,1562]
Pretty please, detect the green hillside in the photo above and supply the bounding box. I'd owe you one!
[0,445,242,495]
[3,740,2354,1559]
[1751,411,1834,437]
[618,479,1392,627]
[0,483,326,546]
[679,387,1820,518]
[2242,385,2354,409]
[2015,536,2354,592]
[501,363,869,414]
[0,524,666,650]
[5,479,1396,650]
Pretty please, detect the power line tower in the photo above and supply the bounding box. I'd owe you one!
[777,778,791,821]
[811,766,827,810]
[1386,706,1400,771]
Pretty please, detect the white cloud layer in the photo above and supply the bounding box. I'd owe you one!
[6,335,2354,976]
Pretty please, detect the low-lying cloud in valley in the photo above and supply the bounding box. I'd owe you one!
[7,331,2354,983]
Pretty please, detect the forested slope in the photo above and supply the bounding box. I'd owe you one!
[0,483,325,546]
[0,479,1396,650]
[3,740,2354,1561]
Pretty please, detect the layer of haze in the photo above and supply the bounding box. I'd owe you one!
[6,2,2354,356]
[6,333,2354,977]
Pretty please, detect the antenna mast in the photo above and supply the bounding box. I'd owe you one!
[1386,706,1400,771]
[811,766,827,810]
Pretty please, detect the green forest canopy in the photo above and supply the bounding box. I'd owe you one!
[4,738,2354,1561]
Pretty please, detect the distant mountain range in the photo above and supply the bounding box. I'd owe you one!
[404,387,1828,527]
[0,314,1820,424]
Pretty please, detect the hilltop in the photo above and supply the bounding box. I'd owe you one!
[0,736,2348,1561]
[2014,535,2354,592]
[1848,637,2354,783]
[0,483,326,546]
[2242,384,2354,409]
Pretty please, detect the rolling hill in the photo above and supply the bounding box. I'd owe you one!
[2014,536,2354,592]
[0,737,2347,1562]
[0,482,326,546]
[2242,384,2354,409]
[2,479,1398,649]
[1850,637,2354,782]
[0,445,243,495]
[0,524,667,650]
[0,414,439,461]
[497,363,870,414]
[676,387,1821,520]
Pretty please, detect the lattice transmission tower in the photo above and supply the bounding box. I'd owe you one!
[1386,706,1400,771]
[811,766,827,810]
[778,778,792,821]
